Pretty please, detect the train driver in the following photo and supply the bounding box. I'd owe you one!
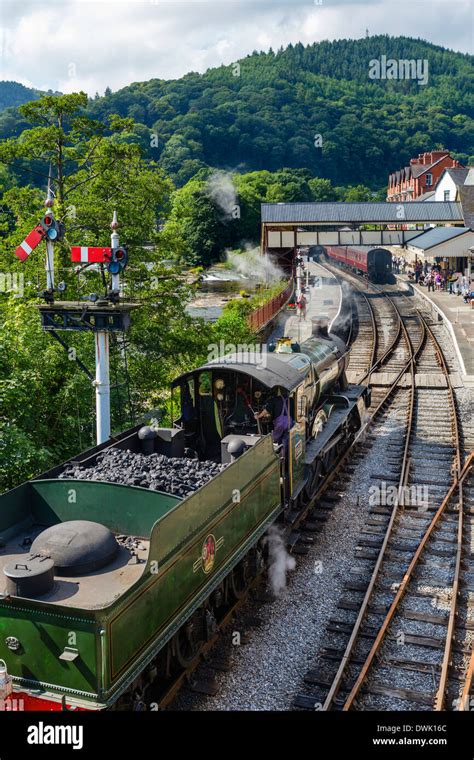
[254,389,294,448]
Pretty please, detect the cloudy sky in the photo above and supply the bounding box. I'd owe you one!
[0,0,472,95]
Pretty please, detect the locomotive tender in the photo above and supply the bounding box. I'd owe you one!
[0,328,370,711]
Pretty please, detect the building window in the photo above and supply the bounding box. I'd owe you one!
[444,190,450,201]
[425,173,433,187]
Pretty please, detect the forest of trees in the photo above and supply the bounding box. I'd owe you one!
[0,81,41,112]
[0,36,472,189]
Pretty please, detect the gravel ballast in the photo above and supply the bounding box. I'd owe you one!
[173,409,408,711]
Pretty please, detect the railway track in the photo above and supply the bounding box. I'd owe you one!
[293,264,473,712]
[167,263,472,712]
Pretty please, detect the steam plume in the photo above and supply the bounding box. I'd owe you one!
[207,171,237,218]
[226,245,284,284]
[264,525,296,596]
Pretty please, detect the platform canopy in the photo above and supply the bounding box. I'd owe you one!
[407,226,474,258]
[261,201,463,225]
[261,201,466,250]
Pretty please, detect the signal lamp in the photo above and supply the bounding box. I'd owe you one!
[107,246,128,274]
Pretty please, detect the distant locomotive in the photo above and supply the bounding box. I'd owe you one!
[324,245,392,283]
[0,330,370,711]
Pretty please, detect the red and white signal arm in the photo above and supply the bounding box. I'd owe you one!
[15,224,46,261]
[71,246,112,264]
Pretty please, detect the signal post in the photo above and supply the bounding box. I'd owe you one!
[15,186,136,446]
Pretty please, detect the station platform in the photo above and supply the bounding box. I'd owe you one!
[397,276,474,382]
[267,262,341,346]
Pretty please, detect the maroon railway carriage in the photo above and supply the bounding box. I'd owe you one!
[324,246,392,283]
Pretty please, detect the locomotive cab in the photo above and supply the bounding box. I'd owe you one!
[172,363,297,462]
[171,327,368,507]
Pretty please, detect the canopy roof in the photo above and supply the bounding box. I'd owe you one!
[261,201,463,225]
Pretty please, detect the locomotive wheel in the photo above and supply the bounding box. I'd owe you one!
[230,557,252,599]
[174,618,204,669]
[302,458,324,503]
[321,445,338,474]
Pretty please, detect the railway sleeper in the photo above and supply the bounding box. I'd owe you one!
[361,682,434,707]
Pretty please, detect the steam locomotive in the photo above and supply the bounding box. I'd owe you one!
[324,245,393,283]
[0,327,369,711]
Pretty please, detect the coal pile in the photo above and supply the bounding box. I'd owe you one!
[59,448,227,498]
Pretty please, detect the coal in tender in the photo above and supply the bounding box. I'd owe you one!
[59,447,227,498]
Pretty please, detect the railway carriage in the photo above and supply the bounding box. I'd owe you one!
[324,245,392,283]
[0,331,370,711]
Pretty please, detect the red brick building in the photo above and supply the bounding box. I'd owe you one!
[387,151,463,202]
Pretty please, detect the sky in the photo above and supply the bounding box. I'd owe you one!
[0,0,472,95]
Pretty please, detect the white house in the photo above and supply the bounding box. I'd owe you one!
[434,167,470,202]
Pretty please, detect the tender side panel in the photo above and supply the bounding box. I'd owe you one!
[104,436,280,697]
[0,482,31,536]
[0,604,99,699]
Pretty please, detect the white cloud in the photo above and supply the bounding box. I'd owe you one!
[0,0,471,95]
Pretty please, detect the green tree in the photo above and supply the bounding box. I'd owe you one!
[0,96,203,491]
[0,93,106,214]
[308,178,339,201]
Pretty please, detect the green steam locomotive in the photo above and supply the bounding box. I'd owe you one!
[0,329,369,710]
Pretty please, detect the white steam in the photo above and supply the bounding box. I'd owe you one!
[264,525,296,596]
[207,170,237,218]
[332,280,354,333]
[226,245,284,284]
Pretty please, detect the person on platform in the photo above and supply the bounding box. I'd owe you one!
[297,292,307,319]
[448,272,458,295]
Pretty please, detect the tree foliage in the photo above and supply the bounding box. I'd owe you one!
[78,35,474,187]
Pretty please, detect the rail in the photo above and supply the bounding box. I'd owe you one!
[321,290,423,710]
[305,265,468,712]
